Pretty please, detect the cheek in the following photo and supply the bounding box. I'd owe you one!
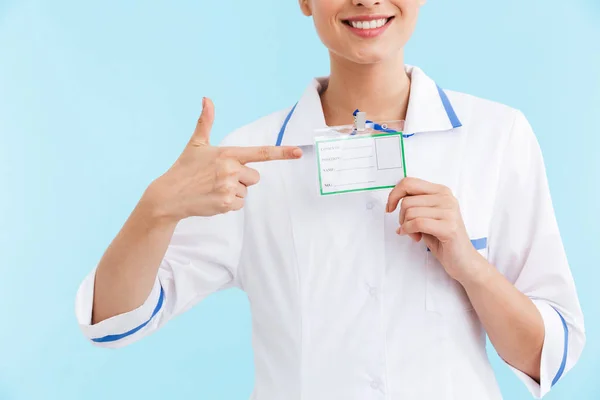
[311,15,345,55]
[396,0,422,10]
[395,0,421,24]
[311,3,339,39]
[394,3,421,40]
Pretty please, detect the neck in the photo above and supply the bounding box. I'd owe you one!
[321,51,411,127]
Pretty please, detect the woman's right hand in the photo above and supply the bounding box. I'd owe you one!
[143,97,303,223]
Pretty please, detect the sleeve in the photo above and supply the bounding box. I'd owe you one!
[487,110,585,398]
[75,207,245,349]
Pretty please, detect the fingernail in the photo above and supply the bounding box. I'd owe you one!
[385,204,390,213]
[202,97,206,108]
[292,148,303,158]
[396,227,402,235]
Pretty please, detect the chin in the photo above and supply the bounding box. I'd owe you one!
[339,47,395,65]
[352,53,388,65]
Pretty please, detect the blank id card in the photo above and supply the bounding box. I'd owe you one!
[315,132,406,196]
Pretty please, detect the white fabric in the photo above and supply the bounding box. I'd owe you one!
[75,66,585,399]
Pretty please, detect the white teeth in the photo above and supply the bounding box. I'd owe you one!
[350,18,388,30]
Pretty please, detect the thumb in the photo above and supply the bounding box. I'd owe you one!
[189,97,215,146]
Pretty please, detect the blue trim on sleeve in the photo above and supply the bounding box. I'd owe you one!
[91,286,165,343]
[471,237,487,251]
[427,237,487,252]
[551,307,569,387]
[275,103,297,146]
[436,86,462,129]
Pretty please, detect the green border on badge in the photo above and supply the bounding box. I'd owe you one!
[315,131,407,196]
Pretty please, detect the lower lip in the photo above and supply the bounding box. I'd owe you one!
[344,19,392,38]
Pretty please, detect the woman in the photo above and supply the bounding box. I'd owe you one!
[75,0,585,398]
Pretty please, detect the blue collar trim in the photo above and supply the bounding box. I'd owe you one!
[436,85,462,129]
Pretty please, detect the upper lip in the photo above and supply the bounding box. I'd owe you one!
[342,15,394,22]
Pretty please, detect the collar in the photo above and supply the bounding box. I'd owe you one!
[278,65,462,147]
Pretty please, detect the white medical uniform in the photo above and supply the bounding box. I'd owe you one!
[75,66,585,399]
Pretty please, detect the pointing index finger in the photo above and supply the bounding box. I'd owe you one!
[221,145,303,164]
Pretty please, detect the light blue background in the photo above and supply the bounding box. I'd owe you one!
[0,0,598,399]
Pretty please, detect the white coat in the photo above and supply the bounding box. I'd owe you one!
[76,65,585,400]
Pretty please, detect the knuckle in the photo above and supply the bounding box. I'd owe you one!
[214,180,236,196]
[443,193,457,207]
[215,148,227,158]
[218,158,239,176]
[188,138,204,148]
[259,146,272,161]
[233,199,245,211]
[220,193,236,210]
[216,148,230,160]
[223,181,238,194]
[402,177,416,187]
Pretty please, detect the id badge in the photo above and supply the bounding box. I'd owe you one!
[314,120,406,196]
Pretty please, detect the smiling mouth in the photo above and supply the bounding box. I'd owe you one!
[342,17,394,30]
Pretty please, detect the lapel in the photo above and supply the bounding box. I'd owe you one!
[278,65,463,148]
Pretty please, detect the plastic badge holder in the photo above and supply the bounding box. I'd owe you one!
[313,120,406,196]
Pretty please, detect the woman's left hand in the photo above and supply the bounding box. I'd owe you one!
[386,177,486,284]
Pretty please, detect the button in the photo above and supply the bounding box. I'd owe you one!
[369,287,378,296]
[371,380,381,390]
[366,202,375,210]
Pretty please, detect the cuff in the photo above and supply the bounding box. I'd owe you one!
[509,300,568,399]
[75,269,164,346]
